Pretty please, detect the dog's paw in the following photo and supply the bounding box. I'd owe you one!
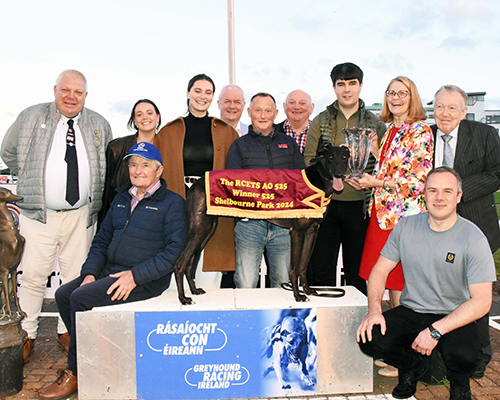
[303,286,317,296]
[192,287,206,295]
[302,375,314,387]
[294,294,309,302]
[180,296,195,305]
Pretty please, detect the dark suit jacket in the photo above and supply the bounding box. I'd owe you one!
[432,120,500,252]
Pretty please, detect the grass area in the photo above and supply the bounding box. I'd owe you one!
[496,191,500,219]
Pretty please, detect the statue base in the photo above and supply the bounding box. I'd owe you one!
[0,314,26,396]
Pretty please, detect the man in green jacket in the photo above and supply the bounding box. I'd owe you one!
[303,62,386,295]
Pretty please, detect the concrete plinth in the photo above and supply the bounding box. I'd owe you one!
[77,287,371,399]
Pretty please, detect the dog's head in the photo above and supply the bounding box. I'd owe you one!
[317,143,349,192]
[0,187,23,204]
[279,317,308,362]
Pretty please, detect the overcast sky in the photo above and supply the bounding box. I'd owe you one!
[1,0,499,145]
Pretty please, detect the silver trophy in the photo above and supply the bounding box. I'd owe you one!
[342,127,375,179]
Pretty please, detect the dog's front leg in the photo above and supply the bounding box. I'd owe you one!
[289,228,308,302]
[299,222,320,296]
[272,341,291,389]
[299,360,314,387]
[11,263,26,318]
[174,255,193,305]
[186,250,205,296]
[1,273,10,320]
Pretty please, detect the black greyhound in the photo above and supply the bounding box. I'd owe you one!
[174,144,349,304]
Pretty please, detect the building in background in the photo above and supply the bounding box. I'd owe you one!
[367,91,500,134]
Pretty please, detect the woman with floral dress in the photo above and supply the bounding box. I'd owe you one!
[352,76,434,305]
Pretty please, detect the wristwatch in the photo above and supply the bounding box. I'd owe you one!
[428,324,442,340]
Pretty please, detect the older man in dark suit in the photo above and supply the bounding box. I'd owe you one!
[431,84,500,378]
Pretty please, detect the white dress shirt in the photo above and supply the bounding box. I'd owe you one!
[45,114,90,210]
[434,126,459,167]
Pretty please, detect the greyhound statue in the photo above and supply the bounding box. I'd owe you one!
[174,144,349,304]
[0,187,26,320]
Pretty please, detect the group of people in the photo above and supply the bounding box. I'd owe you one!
[0,61,499,400]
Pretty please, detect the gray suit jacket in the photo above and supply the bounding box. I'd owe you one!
[432,120,500,252]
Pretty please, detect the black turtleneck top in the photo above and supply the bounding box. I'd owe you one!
[182,112,214,176]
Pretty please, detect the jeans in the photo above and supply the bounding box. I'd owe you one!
[234,219,290,288]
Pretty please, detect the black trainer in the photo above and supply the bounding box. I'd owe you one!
[392,363,428,399]
[450,378,471,400]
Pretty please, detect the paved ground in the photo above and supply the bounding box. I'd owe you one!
[4,297,500,400]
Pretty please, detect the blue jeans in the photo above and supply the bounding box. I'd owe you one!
[234,219,290,288]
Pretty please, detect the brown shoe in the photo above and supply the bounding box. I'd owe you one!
[374,360,389,368]
[38,369,77,400]
[378,365,399,377]
[57,333,70,355]
[23,338,34,363]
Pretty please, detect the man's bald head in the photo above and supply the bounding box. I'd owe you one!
[283,89,314,128]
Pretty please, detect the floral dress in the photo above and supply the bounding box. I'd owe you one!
[358,120,433,290]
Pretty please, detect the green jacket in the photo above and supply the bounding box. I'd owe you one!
[303,99,386,212]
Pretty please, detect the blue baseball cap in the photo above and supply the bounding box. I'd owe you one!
[124,142,163,165]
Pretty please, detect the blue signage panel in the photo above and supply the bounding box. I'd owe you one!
[135,308,317,399]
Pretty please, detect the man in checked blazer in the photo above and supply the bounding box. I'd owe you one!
[431,84,500,378]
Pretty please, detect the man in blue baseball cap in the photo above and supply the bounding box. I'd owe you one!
[39,142,187,399]
[124,142,164,200]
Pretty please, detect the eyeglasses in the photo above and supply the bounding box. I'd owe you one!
[385,90,410,99]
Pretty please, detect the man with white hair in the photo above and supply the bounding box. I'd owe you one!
[432,85,500,253]
[38,142,187,399]
[277,89,315,154]
[218,84,248,136]
[1,69,112,361]
[431,84,500,378]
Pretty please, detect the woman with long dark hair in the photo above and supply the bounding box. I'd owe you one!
[154,74,239,287]
[99,99,161,226]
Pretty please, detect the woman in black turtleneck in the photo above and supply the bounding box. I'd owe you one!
[154,74,239,287]
[182,81,215,181]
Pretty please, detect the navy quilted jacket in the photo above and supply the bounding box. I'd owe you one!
[226,125,305,170]
[80,178,187,296]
